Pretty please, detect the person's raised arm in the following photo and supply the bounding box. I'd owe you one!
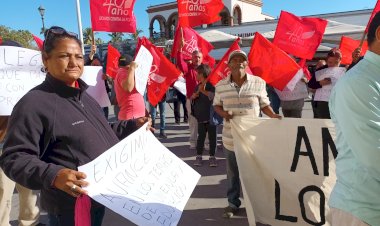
[121,61,138,93]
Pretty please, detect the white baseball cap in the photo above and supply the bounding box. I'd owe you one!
[228,50,248,63]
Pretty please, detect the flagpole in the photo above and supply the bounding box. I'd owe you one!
[75,0,85,54]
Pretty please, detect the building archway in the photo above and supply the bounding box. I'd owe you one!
[167,13,178,39]
[233,5,242,25]
[149,15,167,39]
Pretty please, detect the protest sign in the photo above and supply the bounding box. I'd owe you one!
[0,46,45,115]
[231,118,336,226]
[173,77,186,96]
[84,66,111,107]
[78,124,201,226]
[314,67,346,102]
[134,45,153,96]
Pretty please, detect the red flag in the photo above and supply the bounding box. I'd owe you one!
[171,26,214,65]
[0,36,2,45]
[208,38,241,86]
[248,32,301,91]
[273,11,327,60]
[90,0,136,33]
[339,36,368,65]
[366,0,380,33]
[137,37,181,106]
[106,44,121,79]
[177,0,224,28]
[32,35,44,51]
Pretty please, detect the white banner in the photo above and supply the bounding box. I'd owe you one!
[231,118,337,226]
[134,46,153,96]
[78,124,201,226]
[314,67,346,102]
[0,46,111,115]
[84,66,111,107]
[173,76,186,96]
[0,46,45,115]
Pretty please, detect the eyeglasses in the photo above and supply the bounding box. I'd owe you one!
[43,26,78,50]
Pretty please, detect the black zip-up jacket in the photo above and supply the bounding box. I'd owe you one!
[0,74,119,214]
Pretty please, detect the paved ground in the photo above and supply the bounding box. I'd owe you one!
[10,101,314,226]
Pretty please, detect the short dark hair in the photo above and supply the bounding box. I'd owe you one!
[196,64,211,78]
[367,11,380,46]
[118,54,133,67]
[43,26,82,54]
[327,48,342,60]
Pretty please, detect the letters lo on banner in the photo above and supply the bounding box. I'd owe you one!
[230,118,337,226]
[273,11,327,60]
[90,0,137,33]
[78,124,201,226]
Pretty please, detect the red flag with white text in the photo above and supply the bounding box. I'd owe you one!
[90,0,137,33]
[137,37,181,106]
[339,36,368,65]
[248,32,301,91]
[32,35,44,51]
[365,0,380,33]
[273,11,327,60]
[171,25,215,66]
[208,38,241,86]
[177,0,224,28]
[106,44,121,79]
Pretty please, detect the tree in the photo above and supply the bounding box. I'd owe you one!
[0,26,35,49]
[82,27,93,45]
[128,29,143,40]
[108,32,124,43]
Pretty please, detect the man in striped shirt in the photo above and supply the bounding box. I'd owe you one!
[213,50,281,218]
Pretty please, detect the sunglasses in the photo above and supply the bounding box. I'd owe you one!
[43,26,78,50]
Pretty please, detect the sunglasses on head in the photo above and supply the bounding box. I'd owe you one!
[43,26,78,50]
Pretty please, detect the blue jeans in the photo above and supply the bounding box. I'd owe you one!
[48,206,105,226]
[149,100,166,132]
[224,147,241,209]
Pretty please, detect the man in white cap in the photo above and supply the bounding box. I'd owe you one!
[213,50,281,218]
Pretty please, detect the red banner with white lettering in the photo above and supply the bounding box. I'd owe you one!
[208,38,241,86]
[171,26,215,66]
[366,0,380,33]
[90,0,137,33]
[177,0,224,28]
[273,11,327,60]
[137,37,181,106]
[32,35,44,51]
[106,44,121,79]
[249,32,301,91]
[339,36,368,65]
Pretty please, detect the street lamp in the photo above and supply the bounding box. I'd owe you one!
[38,5,46,35]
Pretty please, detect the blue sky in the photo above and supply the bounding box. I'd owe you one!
[0,0,376,42]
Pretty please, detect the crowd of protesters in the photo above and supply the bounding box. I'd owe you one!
[0,10,379,226]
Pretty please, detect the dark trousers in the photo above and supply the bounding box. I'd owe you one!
[196,122,217,156]
[224,147,241,208]
[48,206,105,226]
[173,91,188,122]
[314,101,331,119]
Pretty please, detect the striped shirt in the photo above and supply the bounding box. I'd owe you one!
[213,74,270,151]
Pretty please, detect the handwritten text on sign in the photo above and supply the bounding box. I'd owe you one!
[78,124,200,226]
[0,46,45,115]
[231,118,337,226]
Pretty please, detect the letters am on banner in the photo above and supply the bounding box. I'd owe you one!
[230,118,337,226]
[90,0,137,33]
[273,11,327,60]
[78,124,201,226]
